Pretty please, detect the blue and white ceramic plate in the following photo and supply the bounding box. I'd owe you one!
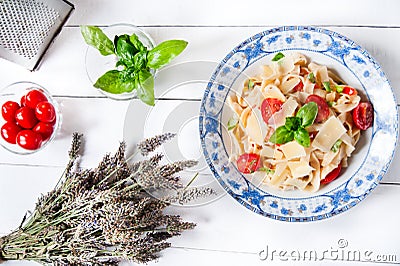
[199,26,398,222]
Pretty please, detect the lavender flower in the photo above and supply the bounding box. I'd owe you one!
[137,133,176,156]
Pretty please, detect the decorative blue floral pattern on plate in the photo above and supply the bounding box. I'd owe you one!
[199,26,398,222]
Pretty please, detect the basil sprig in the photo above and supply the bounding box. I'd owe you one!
[81,26,188,106]
[269,102,318,147]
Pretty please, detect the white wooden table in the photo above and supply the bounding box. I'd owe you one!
[1,1,400,265]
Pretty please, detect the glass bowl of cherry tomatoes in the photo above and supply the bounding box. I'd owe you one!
[0,81,60,154]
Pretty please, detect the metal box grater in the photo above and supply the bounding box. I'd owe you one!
[0,0,74,71]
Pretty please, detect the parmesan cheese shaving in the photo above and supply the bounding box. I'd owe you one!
[312,116,347,152]
[288,161,314,178]
[261,146,275,157]
[245,109,264,145]
[280,141,306,160]
[268,97,298,128]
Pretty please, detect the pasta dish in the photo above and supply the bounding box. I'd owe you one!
[227,52,373,192]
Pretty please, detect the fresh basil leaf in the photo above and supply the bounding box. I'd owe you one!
[323,81,332,92]
[147,40,188,69]
[120,67,136,80]
[80,25,114,56]
[331,139,342,153]
[114,35,138,67]
[227,116,239,130]
[269,126,294,144]
[133,51,147,70]
[258,167,275,174]
[94,70,135,94]
[294,128,311,147]
[284,117,301,132]
[307,72,316,83]
[130,34,147,52]
[115,59,126,68]
[271,52,285,61]
[335,85,344,93]
[137,69,155,106]
[296,102,318,127]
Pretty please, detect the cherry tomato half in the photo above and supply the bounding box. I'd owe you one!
[292,80,304,92]
[2,101,20,122]
[342,86,358,96]
[35,101,56,123]
[33,122,54,141]
[1,122,22,144]
[16,130,43,150]
[25,89,47,109]
[15,106,38,129]
[305,94,330,123]
[237,153,261,174]
[352,102,373,130]
[261,98,283,124]
[320,164,342,185]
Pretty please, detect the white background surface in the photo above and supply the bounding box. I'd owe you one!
[1,0,400,265]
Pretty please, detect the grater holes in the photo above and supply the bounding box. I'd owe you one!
[0,0,60,59]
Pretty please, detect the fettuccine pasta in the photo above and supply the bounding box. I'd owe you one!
[227,52,373,192]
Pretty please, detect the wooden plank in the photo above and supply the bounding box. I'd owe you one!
[0,27,398,101]
[1,168,399,265]
[151,184,400,264]
[0,166,61,236]
[66,0,400,27]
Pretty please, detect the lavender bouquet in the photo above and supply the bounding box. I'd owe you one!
[0,133,214,265]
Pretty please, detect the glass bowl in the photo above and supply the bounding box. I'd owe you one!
[0,81,61,155]
[84,23,155,100]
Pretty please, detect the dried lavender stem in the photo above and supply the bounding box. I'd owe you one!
[184,172,199,190]
[96,149,139,187]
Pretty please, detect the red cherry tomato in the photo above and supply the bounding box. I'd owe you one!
[261,98,283,124]
[35,101,56,123]
[352,102,373,130]
[16,130,43,150]
[321,164,342,185]
[342,86,358,96]
[2,101,20,122]
[15,107,38,129]
[33,122,54,141]
[25,89,47,109]
[237,153,261,174]
[1,122,22,144]
[305,94,330,123]
[20,95,26,106]
[50,117,57,126]
[292,80,304,92]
